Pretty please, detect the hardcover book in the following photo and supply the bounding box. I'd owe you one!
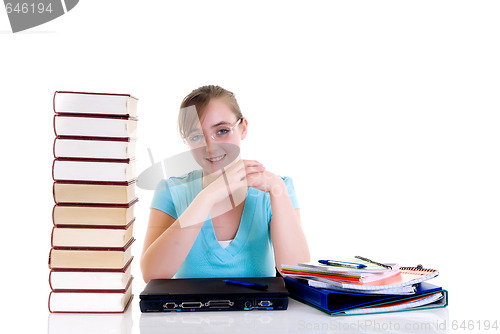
[51,222,134,248]
[53,181,136,205]
[49,258,133,291]
[53,91,138,118]
[48,277,134,313]
[54,114,137,138]
[52,200,137,227]
[48,238,135,269]
[53,158,136,183]
[54,136,136,160]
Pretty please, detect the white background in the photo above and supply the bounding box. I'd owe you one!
[1,0,499,332]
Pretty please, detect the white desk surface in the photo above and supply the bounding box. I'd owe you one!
[47,297,449,334]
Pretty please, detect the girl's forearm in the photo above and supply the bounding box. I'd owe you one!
[141,191,214,281]
[269,180,310,271]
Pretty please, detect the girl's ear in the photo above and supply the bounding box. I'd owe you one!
[240,118,248,140]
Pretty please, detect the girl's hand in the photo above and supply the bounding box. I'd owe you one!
[246,169,284,195]
[203,159,265,206]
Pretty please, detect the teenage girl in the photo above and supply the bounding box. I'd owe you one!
[141,85,310,282]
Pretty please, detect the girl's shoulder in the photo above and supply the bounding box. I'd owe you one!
[153,169,202,194]
[166,169,202,185]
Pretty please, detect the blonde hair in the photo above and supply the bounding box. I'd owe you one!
[178,85,243,139]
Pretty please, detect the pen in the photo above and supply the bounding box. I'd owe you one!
[318,260,367,269]
[223,280,268,290]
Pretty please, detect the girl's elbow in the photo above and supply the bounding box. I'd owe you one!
[141,270,174,283]
[142,273,152,284]
[141,263,152,283]
[140,256,150,282]
[140,261,174,282]
[140,258,155,283]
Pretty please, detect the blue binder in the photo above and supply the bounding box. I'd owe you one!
[284,276,448,316]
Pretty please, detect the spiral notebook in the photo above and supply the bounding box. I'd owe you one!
[306,266,439,294]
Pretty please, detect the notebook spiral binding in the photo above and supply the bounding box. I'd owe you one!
[399,266,438,273]
[354,256,393,269]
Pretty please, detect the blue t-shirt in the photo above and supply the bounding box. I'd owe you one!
[150,170,299,278]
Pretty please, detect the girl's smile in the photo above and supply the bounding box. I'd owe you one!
[206,153,226,164]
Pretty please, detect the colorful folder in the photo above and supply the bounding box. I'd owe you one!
[284,276,448,316]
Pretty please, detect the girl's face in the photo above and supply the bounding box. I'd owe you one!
[186,98,247,175]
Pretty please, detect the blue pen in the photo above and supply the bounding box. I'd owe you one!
[223,280,268,290]
[318,260,367,269]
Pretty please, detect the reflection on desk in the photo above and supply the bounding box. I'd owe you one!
[47,298,449,334]
[287,298,450,334]
[140,305,289,334]
[47,305,133,334]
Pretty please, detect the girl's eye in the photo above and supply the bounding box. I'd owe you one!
[216,128,230,137]
[189,134,203,142]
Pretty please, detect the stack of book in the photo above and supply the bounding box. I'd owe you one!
[48,91,138,313]
[281,256,448,316]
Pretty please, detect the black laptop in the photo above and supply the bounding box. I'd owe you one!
[139,277,289,312]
